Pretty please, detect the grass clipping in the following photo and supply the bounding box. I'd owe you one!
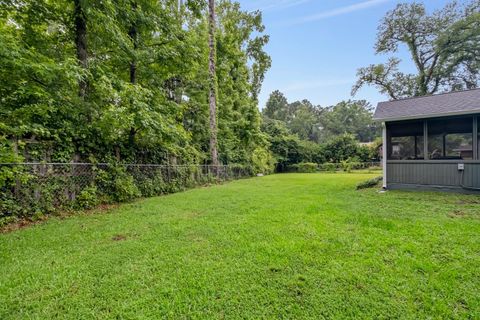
[356,176,383,190]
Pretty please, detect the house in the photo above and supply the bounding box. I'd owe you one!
[374,89,480,193]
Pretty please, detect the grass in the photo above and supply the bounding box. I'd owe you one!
[1,173,480,319]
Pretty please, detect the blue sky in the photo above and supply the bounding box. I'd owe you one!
[236,0,452,109]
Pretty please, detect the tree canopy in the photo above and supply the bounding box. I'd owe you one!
[0,0,271,170]
[353,0,480,99]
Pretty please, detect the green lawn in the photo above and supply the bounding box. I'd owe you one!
[1,173,480,319]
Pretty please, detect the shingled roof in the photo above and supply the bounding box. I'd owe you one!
[374,88,480,121]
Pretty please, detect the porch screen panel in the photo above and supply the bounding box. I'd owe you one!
[428,116,473,160]
[387,121,424,160]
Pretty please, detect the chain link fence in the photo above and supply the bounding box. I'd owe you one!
[0,163,253,223]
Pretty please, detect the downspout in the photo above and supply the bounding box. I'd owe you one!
[461,169,480,191]
[382,122,387,189]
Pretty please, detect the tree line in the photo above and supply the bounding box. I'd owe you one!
[0,0,273,172]
[261,91,380,172]
[1,0,479,174]
[259,0,480,172]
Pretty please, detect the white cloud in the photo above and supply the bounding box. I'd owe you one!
[286,0,391,25]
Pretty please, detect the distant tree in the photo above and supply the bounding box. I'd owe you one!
[320,134,370,163]
[287,99,324,142]
[263,90,289,121]
[321,100,379,142]
[353,1,480,99]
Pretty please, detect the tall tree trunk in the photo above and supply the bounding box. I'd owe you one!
[128,2,138,150]
[129,3,138,85]
[74,0,87,98]
[208,0,219,166]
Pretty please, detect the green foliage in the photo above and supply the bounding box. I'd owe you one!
[0,0,271,167]
[1,163,253,221]
[321,100,380,143]
[289,162,318,173]
[261,90,380,171]
[353,1,480,99]
[263,91,379,144]
[320,134,370,163]
[95,165,140,203]
[75,186,99,210]
[356,176,383,190]
[340,159,353,173]
[251,148,275,175]
[321,163,337,173]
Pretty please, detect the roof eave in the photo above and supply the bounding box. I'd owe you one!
[373,109,480,122]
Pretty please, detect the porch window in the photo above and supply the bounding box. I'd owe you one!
[428,116,473,160]
[387,121,424,160]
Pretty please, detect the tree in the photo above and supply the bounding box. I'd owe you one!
[73,0,88,98]
[0,0,271,168]
[321,100,379,143]
[437,12,480,89]
[353,1,480,99]
[207,0,219,166]
[263,90,289,121]
[320,134,370,163]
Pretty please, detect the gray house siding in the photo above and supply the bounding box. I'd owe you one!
[387,161,480,192]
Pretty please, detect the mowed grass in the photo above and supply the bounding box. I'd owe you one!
[1,173,480,319]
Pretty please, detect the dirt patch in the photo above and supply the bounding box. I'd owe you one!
[268,266,282,273]
[0,204,120,234]
[112,234,127,241]
[457,199,480,205]
[0,217,47,234]
[448,210,467,218]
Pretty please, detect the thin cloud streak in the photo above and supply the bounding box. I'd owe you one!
[285,0,391,25]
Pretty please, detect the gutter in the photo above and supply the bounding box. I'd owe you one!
[374,110,480,123]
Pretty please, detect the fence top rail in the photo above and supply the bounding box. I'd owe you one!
[0,162,381,167]
[0,163,236,167]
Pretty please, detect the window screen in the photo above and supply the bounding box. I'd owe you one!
[387,121,424,160]
[428,116,473,160]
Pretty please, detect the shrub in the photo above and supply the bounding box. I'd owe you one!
[356,176,383,190]
[289,162,318,173]
[75,186,99,210]
[340,160,352,173]
[95,165,140,203]
[320,163,337,172]
[251,148,275,175]
[320,134,370,163]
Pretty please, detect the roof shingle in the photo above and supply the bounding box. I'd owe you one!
[374,88,480,121]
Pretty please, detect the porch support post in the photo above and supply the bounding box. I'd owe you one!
[423,120,429,160]
[382,122,387,189]
[474,116,478,160]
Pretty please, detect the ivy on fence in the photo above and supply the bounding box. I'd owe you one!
[0,163,252,225]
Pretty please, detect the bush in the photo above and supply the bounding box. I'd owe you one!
[356,176,383,190]
[95,165,140,203]
[289,162,318,173]
[320,134,370,163]
[251,148,275,175]
[320,163,337,172]
[75,186,99,210]
[340,157,361,173]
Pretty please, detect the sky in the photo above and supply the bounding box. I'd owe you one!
[235,0,452,110]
